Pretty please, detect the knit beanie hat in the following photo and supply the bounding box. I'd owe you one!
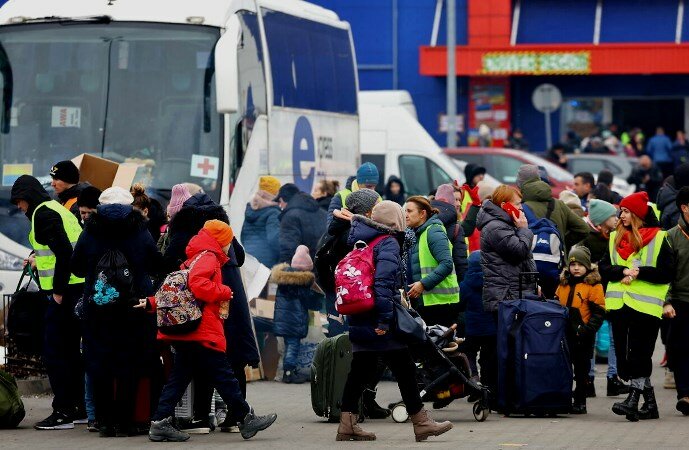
[356,162,379,186]
[99,186,134,205]
[49,160,80,184]
[274,183,300,203]
[77,185,102,209]
[168,183,193,217]
[291,245,313,271]
[435,184,455,205]
[371,200,405,232]
[203,219,234,247]
[558,190,582,209]
[588,199,617,226]
[345,188,379,215]
[567,246,592,271]
[516,164,540,188]
[619,191,649,219]
[259,176,281,196]
[477,180,498,202]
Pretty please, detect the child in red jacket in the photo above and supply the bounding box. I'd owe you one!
[140,220,276,442]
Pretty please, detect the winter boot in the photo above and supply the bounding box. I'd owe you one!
[239,407,277,440]
[586,376,596,398]
[638,387,659,420]
[607,376,630,396]
[283,368,310,385]
[336,412,376,441]
[612,388,641,422]
[149,417,190,442]
[362,389,391,419]
[676,397,689,416]
[410,408,453,442]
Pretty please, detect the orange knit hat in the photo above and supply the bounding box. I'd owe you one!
[203,219,234,247]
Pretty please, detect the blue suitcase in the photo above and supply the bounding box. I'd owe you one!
[497,274,572,416]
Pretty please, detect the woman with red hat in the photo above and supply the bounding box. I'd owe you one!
[600,191,675,422]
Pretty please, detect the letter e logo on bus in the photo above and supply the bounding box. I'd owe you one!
[292,116,315,193]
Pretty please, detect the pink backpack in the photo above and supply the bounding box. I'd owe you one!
[334,235,391,315]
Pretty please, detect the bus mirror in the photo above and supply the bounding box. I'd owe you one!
[215,15,241,114]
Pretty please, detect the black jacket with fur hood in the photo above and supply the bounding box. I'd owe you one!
[270,263,324,338]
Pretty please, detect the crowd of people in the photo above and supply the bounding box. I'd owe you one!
[6,151,689,443]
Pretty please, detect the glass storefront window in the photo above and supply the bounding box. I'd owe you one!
[560,98,605,139]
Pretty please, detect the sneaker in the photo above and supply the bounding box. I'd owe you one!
[239,407,277,440]
[87,420,100,432]
[664,369,676,389]
[179,419,211,435]
[282,369,310,384]
[149,417,190,442]
[73,417,89,425]
[34,411,75,430]
[676,397,689,416]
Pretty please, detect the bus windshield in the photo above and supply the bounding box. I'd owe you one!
[0,22,223,248]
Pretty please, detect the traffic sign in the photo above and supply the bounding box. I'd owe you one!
[532,83,562,113]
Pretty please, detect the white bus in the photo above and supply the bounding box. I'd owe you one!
[0,0,359,293]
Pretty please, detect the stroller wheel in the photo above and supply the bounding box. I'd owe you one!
[391,403,409,423]
[473,402,489,422]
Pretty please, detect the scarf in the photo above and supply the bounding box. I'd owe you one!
[616,227,661,261]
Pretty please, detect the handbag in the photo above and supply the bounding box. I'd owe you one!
[7,265,47,355]
[392,302,426,343]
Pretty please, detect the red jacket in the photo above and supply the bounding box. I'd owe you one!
[151,229,232,352]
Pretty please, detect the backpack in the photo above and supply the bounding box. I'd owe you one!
[155,251,207,335]
[90,248,134,307]
[334,235,390,315]
[0,370,25,428]
[521,200,564,280]
[314,232,339,292]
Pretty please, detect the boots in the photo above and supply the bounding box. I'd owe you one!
[607,376,630,396]
[410,408,453,442]
[586,376,596,398]
[638,387,659,420]
[336,412,376,441]
[362,389,391,419]
[612,388,641,422]
[676,397,689,416]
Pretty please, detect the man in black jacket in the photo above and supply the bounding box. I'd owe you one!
[50,160,89,221]
[276,184,327,263]
[10,175,86,430]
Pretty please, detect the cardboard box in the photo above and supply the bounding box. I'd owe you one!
[71,153,139,191]
[253,298,275,320]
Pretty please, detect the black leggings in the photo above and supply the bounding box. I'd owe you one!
[609,305,661,381]
[341,349,423,416]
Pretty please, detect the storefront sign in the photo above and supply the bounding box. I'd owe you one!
[468,77,510,147]
[482,51,591,75]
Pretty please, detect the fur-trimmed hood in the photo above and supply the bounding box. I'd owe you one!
[559,265,602,286]
[270,263,315,286]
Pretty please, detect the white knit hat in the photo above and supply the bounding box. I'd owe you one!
[99,186,134,205]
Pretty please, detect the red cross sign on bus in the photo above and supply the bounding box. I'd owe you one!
[190,154,220,179]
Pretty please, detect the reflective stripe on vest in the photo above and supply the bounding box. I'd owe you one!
[63,197,77,212]
[29,200,84,291]
[605,230,669,318]
[419,223,459,306]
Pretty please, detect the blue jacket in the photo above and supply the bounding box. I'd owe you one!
[460,251,497,337]
[646,134,673,163]
[346,216,406,352]
[242,202,281,268]
[279,193,327,263]
[270,263,324,338]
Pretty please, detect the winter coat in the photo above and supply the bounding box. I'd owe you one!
[460,252,496,337]
[317,216,355,294]
[476,200,536,312]
[666,216,689,305]
[10,175,76,295]
[577,227,610,267]
[409,215,455,297]
[431,199,468,282]
[71,204,162,376]
[316,195,333,211]
[278,192,327,263]
[384,175,406,206]
[520,179,589,250]
[555,266,606,336]
[241,200,281,268]
[270,263,324,338]
[347,216,406,352]
[152,230,232,353]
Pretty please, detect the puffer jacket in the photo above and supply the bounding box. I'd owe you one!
[409,215,455,299]
[241,191,281,268]
[555,266,606,336]
[270,263,324,338]
[346,216,406,352]
[520,179,589,249]
[477,200,536,312]
[431,199,468,282]
[151,229,232,353]
[460,251,496,337]
[279,193,327,263]
[657,181,681,231]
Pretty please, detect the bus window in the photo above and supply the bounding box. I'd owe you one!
[399,155,431,196]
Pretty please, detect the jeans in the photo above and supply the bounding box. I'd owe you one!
[153,343,250,424]
[43,285,85,415]
[283,337,301,372]
[84,373,96,421]
[589,321,618,377]
[668,301,689,399]
[341,349,423,416]
[609,305,661,380]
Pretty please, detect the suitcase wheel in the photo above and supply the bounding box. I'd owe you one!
[473,402,489,422]
[391,403,409,423]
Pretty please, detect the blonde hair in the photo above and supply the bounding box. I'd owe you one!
[614,212,644,254]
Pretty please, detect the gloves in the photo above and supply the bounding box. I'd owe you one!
[463,183,481,206]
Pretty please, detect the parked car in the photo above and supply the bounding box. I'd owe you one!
[444,147,574,197]
[566,154,636,197]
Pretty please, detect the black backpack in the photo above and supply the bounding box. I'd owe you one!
[314,232,339,292]
[90,248,134,306]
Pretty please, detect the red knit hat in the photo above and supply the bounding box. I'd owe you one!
[619,191,649,219]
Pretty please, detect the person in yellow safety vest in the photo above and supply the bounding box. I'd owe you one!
[405,196,460,328]
[10,174,86,430]
[600,191,675,422]
[50,160,89,223]
[327,162,381,226]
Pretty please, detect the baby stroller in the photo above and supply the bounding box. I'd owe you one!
[389,323,491,423]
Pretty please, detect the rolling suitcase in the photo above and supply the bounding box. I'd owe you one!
[310,333,353,422]
[497,273,572,416]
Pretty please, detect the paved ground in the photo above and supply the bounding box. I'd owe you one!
[3,360,688,449]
